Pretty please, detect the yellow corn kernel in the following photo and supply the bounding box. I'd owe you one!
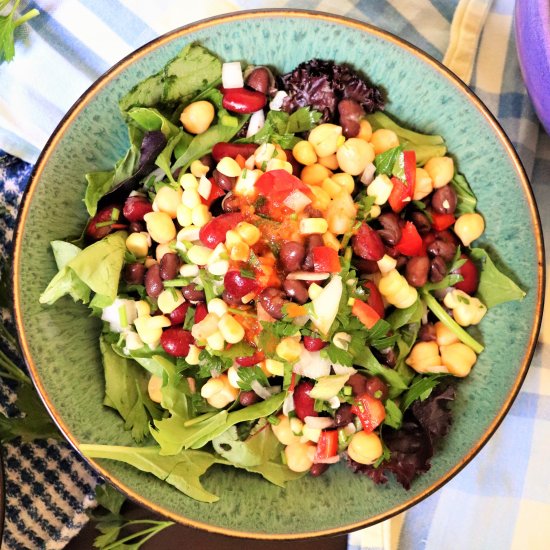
[308,123,343,157]
[191,313,220,341]
[144,257,157,268]
[176,203,193,227]
[200,374,238,408]
[155,242,173,262]
[377,254,397,274]
[331,172,355,194]
[440,342,477,377]
[378,269,418,309]
[424,156,454,189]
[135,300,150,318]
[234,168,262,197]
[301,425,322,444]
[326,207,354,235]
[185,344,201,366]
[235,221,261,246]
[148,375,163,403]
[292,140,317,166]
[218,314,245,344]
[370,129,400,155]
[367,174,393,205]
[125,331,143,351]
[125,232,149,258]
[191,204,212,228]
[206,330,225,351]
[226,365,241,389]
[318,153,339,170]
[190,159,210,178]
[272,415,302,445]
[187,244,213,266]
[143,212,176,244]
[266,158,293,174]
[134,315,170,347]
[369,205,381,219]
[157,289,184,314]
[406,341,447,374]
[276,337,302,362]
[179,173,199,190]
[217,156,242,178]
[264,358,284,376]
[300,217,328,235]
[301,163,332,186]
[435,321,459,346]
[180,100,215,134]
[284,441,316,473]
[207,298,228,318]
[229,241,250,262]
[356,119,373,142]
[207,242,230,276]
[225,229,243,249]
[322,231,340,251]
[347,431,383,465]
[181,188,201,209]
[153,185,182,219]
[197,175,212,200]
[321,177,343,199]
[308,185,331,210]
[413,168,433,200]
[454,213,485,247]
[176,225,200,242]
[336,138,374,176]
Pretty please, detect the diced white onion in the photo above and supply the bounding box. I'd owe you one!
[283,190,312,212]
[328,396,341,409]
[282,393,295,415]
[331,363,357,376]
[293,350,331,379]
[314,455,341,465]
[197,176,212,200]
[246,109,266,137]
[269,90,288,111]
[177,226,201,242]
[286,271,330,281]
[304,416,334,429]
[101,299,138,333]
[250,380,272,400]
[361,162,376,185]
[222,61,244,89]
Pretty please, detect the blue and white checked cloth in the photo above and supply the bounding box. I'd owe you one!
[1,0,549,548]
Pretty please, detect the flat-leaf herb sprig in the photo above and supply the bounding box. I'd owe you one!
[0,0,39,63]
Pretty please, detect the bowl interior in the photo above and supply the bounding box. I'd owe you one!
[14,12,542,537]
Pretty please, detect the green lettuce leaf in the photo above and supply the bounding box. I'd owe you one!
[127,107,180,137]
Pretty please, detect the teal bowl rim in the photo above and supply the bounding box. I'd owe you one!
[12,8,545,539]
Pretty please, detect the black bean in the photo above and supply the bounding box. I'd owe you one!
[124,262,145,285]
[258,287,287,320]
[199,154,215,171]
[427,239,456,261]
[283,279,308,304]
[302,234,323,271]
[418,323,437,342]
[430,256,447,282]
[212,169,236,191]
[144,264,163,298]
[405,256,430,287]
[431,185,457,214]
[159,253,181,281]
[377,212,402,246]
[279,241,306,272]
[245,67,270,94]
[128,221,145,234]
[334,403,353,428]
[221,192,240,213]
[239,390,260,407]
[338,98,365,138]
[410,211,431,235]
[310,463,329,477]
[181,284,206,302]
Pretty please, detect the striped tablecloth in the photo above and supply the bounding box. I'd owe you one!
[0,1,549,548]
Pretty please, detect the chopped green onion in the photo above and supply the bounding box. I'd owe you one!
[118,305,128,328]
[111,207,120,221]
[168,287,178,301]
[221,115,238,127]
[163,278,191,288]
[343,385,352,396]
[242,168,248,178]
[267,415,281,426]
[95,220,115,228]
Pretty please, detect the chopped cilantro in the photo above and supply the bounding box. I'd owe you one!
[239,267,255,279]
[237,366,270,391]
[197,350,231,378]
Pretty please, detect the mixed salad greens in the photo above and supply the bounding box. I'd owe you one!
[40,44,525,502]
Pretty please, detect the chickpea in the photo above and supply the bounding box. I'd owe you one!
[180,101,215,134]
[284,441,316,472]
[413,167,433,200]
[318,154,339,170]
[292,140,317,166]
[157,289,184,314]
[143,212,176,244]
[301,163,332,186]
[406,341,445,374]
[126,232,149,258]
[272,415,302,445]
[153,185,182,219]
[424,156,454,189]
[454,213,485,246]
[217,157,242,178]
[308,123,343,157]
[356,119,373,142]
[435,321,459,346]
[331,172,355,194]
[370,129,399,155]
[347,431,383,465]
[440,342,477,377]
[336,138,375,176]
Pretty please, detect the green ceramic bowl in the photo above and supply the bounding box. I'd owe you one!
[13,10,544,539]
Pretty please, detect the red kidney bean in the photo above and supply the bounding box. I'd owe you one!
[284,148,302,177]
[194,302,208,323]
[352,223,385,261]
[169,302,190,325]
[224,270,259,300]
[405,255,430,287]
[338,99,365,138]
[364,280,385,318]
[222,289,242,306]
[181,284,206,302]
[303,205,323,218]
[212,142,258,162]
[235,351,265,367]
[377,212,402,246]
[86,205,120,240]
[212,169,236,192]
[123,195,153,223]
[309,463,329,477]
[334,403,353,427]
[303,336,327,351]
[364,376,389,401]
[283,279,308,304]
[239,390,260,407]
[144,264,163,298]
[293,380,318,420]
[222,88,267,114]
[430,256,447,282]
[453,254,479,294]
[221,192,240,213]
[128,221,145,234]
[159,253,181,281]
[347,373,368,396]
[431,185,457,214]
[245,67,270,94]
[199,212,244,249]
[410,211,431,235]
[418,323,437,342]
[279,241,306,272]
[302,234,324,271]
[258,287,287,320]
[353,258,380,275]
[160,327,193,357]
[124,262,146,285]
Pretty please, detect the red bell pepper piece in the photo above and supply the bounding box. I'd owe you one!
[312,246,341,273]
[388,151,415,213]
[403,150,416,189]
[363,280,385,318]
[395,221,423,256]
[199,212,244,249]
[314,430,339,460]
[194,303,208,324]
[430,211,456,231]
[201,179,226,207]
[351,393,386,433]
[352,299,381,329]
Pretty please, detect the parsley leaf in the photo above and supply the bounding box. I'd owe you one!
[400,374,445,411]
[373,145,403,176]
[197,349,232,378]
[237,366,270,391]
[0,1,40,63]
[324,342,354,367]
